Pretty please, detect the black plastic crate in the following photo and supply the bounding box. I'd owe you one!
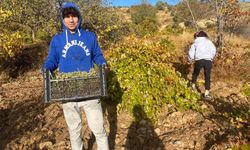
[43,65,108,103]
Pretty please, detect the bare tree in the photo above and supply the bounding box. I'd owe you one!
[215,0,226,50]
[209,0,242,51]
[183,0,199,31]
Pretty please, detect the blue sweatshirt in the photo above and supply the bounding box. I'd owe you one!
[44,2,106,73]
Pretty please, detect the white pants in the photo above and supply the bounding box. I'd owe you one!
[62,99,109,150]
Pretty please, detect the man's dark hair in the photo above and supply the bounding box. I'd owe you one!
[196,31,208,38]
[62,7,80,18]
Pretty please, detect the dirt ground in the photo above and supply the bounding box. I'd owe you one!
[0,60,249,150]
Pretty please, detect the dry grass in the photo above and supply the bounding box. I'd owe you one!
[240,2,250,11]
[169,31,194,51]
[223,33,250,56]
[114,7,131,22]
[213,33,250,82]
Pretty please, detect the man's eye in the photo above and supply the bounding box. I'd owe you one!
[65,15,77,18]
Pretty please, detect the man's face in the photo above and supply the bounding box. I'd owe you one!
[63,14,79,32]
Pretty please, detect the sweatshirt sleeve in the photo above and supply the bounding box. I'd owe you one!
[91,33,107,66]
[43,38,59,71]
[188,43,196,61]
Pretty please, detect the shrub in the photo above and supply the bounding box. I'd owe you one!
[36,29,52,42]
[0,31,25,77]
[0,8,12,23]
[133,18,158,37]
[0,32,23,59]
[107,37,200,122]
[162,25,183,35]
[159,38,176,54]
[242,83,250,100]
[130,4,159,37]
[156,1,168,10]
[170,1,213,25]
[78,1,131,49]
[232,143,250,150]
[130,4,157,24]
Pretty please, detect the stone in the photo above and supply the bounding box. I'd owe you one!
[201,104,208,110]
[39,141,53,149]
[154,128,161,135]
[139,120,147,125]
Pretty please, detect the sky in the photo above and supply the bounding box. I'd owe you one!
[111,0,181,7]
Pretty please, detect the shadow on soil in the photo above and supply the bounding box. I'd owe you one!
[125,104,164,150]
[202,94,250,149]
[0,95,47,149]
[172,62,192,80]
[0,43,48,78]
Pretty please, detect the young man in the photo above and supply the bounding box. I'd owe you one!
[188,31,216,99]
[43,2,109,150]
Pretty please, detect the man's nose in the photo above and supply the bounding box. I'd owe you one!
[69,17,74,22]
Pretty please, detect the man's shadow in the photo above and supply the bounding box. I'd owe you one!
[125,105,164,150]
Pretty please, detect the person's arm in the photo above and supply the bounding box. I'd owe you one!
[211,42,216,60]
[188,44,196,62]
[91,33,107,66]
[43,38,59,72]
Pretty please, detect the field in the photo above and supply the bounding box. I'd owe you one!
[0,1,250,150]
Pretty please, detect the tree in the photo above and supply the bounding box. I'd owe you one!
[0,0,58,40]
[130,3,158,36]
[171,0,248,50]
[156,0,168,10]
[74,0,130,48]
[170,0,213,28]
[0,8,24,72]
[210,0,246,49]
[183,0,199,31]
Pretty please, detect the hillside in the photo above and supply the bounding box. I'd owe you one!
[240,2,250,11]
[156,8,173,31]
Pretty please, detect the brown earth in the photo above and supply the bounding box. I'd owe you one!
[0,59,249,150]
[0,70,250,150]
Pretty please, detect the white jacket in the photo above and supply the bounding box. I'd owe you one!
[188,37,216,61]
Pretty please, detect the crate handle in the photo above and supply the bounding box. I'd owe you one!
[100,64,108,97]
[43,69,51,103]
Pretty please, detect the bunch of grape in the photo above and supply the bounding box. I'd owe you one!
[55,68,98,79]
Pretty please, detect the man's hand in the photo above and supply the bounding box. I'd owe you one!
[41,67,45,75]
[100,64,109,75]
[104,65,110,74]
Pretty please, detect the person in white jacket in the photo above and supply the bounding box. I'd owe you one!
[188,31,216,99]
